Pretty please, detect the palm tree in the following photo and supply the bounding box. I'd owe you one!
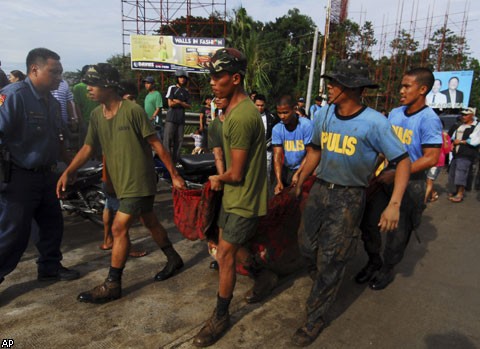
[228,7,272,93]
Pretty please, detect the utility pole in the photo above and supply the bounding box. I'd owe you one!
[306,27,319,113]
[319,0,332,104]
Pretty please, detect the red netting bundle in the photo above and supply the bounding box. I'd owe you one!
[172,181,221,241]
[173,176,316,275]
[237,176,316,275]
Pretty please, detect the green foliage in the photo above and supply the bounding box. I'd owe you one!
[427,28,469,71]
[257,8,317,101]
[106,54,136,80]
[63,70,82,87]
[156,14,226,38]
[466,58,480,108]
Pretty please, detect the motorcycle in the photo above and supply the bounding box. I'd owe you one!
[58,153,215,226]
[154,153,217,189]
[59,163,105,227]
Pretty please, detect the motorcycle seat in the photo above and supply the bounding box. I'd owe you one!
[179,153,215,171]
[77,164,103,177]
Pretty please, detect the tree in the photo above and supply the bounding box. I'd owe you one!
[107,54,137,81]
[329,19,360,60]
[228,7,271,94]
[156,14,226,38]
[466,57,480,108]
[358,21,377,60]
[63,70,82,87]
[259,8,317,100]
[428,28,470,71]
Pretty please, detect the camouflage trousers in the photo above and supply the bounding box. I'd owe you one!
[298,179,366,324]
[360,179,426,266]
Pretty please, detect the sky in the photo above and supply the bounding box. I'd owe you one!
[1,0,478,75]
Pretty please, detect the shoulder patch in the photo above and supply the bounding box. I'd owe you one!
[0,94,6,107]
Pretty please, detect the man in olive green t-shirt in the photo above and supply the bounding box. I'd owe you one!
[73,65,99,148]
[143,76,163,123]
[57,63,186,304]
[193,48,273,348]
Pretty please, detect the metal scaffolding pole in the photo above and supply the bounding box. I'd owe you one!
[319,0,332,102]
[306,27,319,113]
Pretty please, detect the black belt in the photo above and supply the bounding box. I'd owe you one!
[318,178,364,190]
[12,163,56,173]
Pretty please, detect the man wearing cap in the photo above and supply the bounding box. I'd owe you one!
[448,107,480,202]
[73,65,99,148]
[163,69,191,164]
[357,68,443,292]
[292,59,411,346]
[308,96,323,120]
[0,48,80,287]
[143,76,164,139]
[192,48,269,347]
[143,76,163,123]
[297,97,306,111]
[57,63,186,304]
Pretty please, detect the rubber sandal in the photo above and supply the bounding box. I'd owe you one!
[449,196,463,203]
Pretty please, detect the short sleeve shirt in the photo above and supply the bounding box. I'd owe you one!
[388,106,443,162]
[144,90,163,118]
[208,117,223,149]
[0,78,62,168]
[165,85,190,124]
[222,98,267,218]
[73,82,98,124]
[84,100,157,198]
[312,105,407,187]
[51,80,73,124]
[272,116,313,170]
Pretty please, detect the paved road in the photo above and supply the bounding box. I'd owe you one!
[1,173,479,349]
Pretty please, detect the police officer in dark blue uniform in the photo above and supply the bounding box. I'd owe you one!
[0,47,79,286]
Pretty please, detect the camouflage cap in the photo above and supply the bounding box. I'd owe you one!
[82,63,120,88]
[321,59,379,89]
[207,48,247,76]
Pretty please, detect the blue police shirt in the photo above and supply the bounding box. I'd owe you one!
[272,116,313,170]
[0,78,62,169]
[312,105,407,187]
[388,105,442,162]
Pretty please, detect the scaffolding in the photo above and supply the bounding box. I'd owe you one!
[330,0,349,25]
[121,0,227,55]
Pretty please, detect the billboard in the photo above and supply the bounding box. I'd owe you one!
[427,70,474,109]
[130,35,225,73]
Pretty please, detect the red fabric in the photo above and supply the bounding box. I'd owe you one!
[173,176,316,275]
[173,181,220,241]
[236,176,316,275]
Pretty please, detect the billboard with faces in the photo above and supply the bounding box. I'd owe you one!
[426,70,474,109]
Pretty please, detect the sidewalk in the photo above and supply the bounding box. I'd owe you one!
[1,173,479,348]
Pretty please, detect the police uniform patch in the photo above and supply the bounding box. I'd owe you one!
[0,94,6,107]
